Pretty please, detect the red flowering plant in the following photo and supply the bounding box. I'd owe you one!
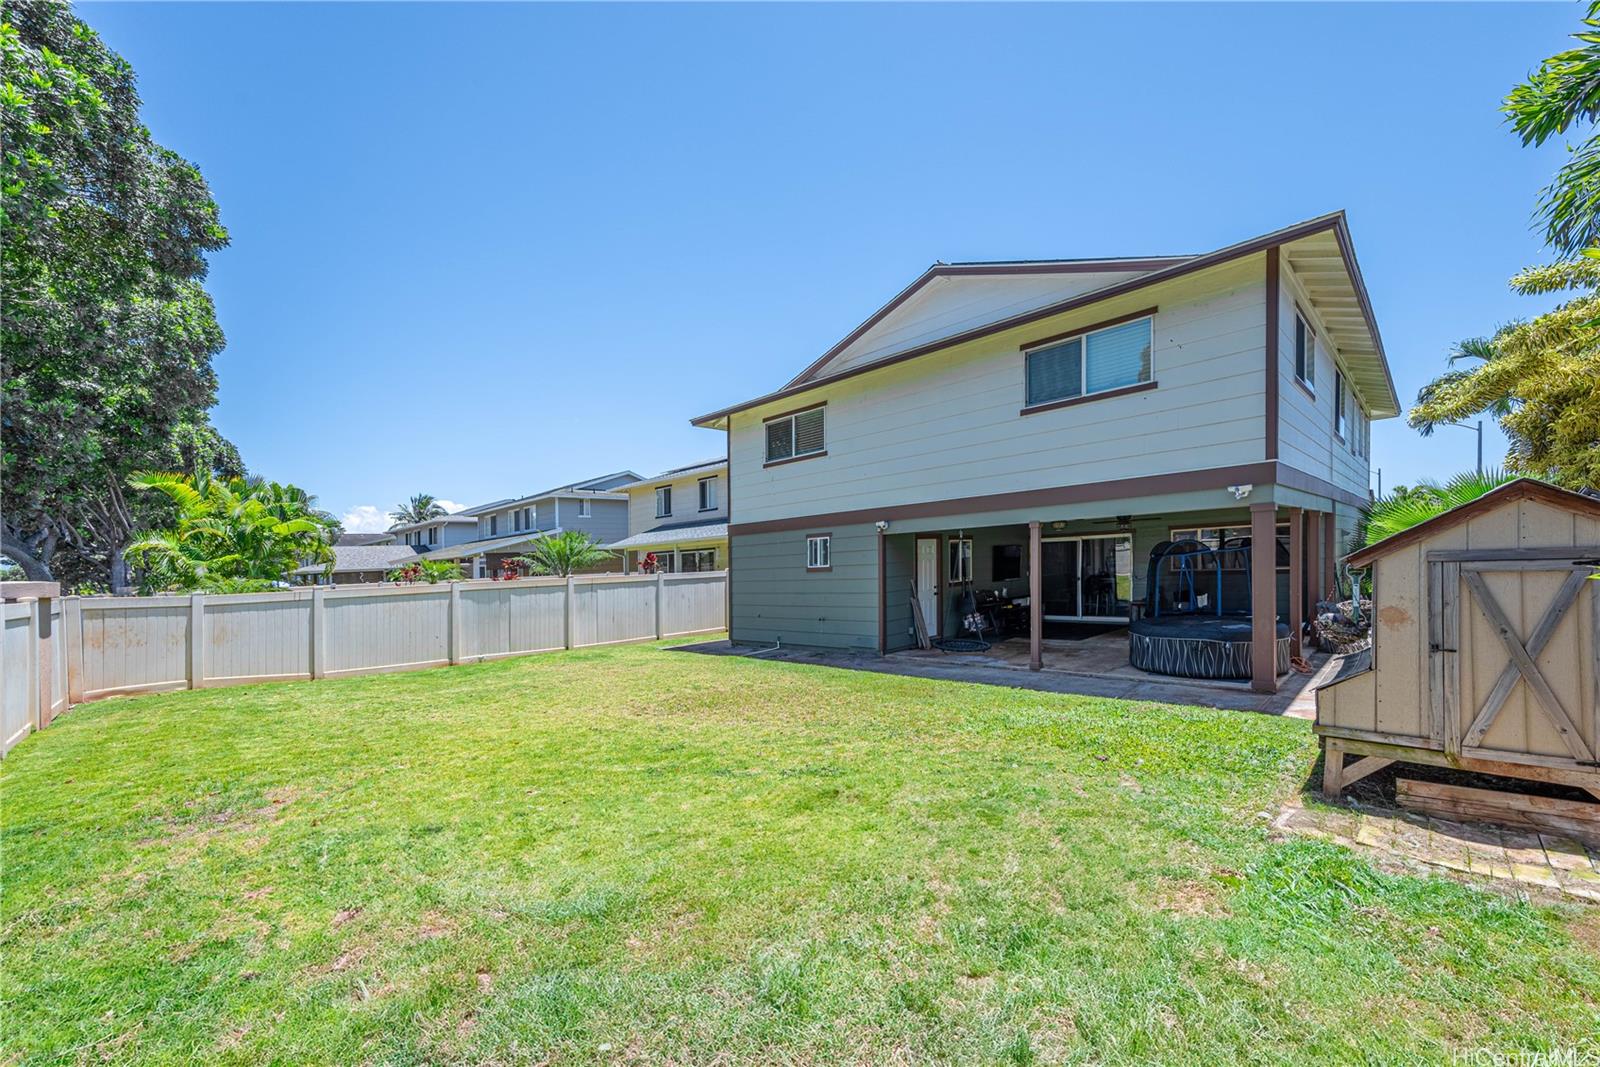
[640,552,659,574]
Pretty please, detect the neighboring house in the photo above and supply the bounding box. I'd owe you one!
[691,211,1397,693]
[385,513,478,550]
[605,459,729,572]
[424,471,640,577]
[336,532,394,547]
[292,544,429,585]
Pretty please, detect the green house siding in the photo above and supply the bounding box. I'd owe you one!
[729,525,880,651]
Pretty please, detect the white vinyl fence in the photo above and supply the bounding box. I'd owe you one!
[1,572,725,754]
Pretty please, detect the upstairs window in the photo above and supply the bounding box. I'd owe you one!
[1025,316,1152,408]
[1335,370,1348,439]
[765,406,826,463]
[1295,314,1316,390]
[489,515,498,536]
[577,498,591,518]
[806,534,831,570]
[698,477,718,511]
[428,526,438,545]
[655,486,672,518]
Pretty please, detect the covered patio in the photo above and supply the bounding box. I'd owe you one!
[880,493,1346,693]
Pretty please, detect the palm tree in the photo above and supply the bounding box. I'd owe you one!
[1506,3,1600,256]
[1354,469,1517,551]
[391,494,447,528]
[517,531,615,577]
[125,473,339,592]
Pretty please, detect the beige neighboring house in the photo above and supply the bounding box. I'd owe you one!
[607,459,728,572]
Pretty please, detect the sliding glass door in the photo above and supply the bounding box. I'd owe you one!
[1041,534,1133,622]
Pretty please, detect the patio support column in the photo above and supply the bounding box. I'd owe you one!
[1028,520,1042,671]
[1322,512,1337,602]
[1286,506,1303,660]
[1302,510,1320,612]
[1249,502,1278,694]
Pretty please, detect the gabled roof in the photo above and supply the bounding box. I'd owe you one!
[604,521,728,551]
[385,514,476,534]
[617,459,727,488]
[462,471,642,515]
[692,211,1397,428]
[1343,479,1600,568]
[293,544,422,575]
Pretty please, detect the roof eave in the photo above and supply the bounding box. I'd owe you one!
[692,211,1384,428]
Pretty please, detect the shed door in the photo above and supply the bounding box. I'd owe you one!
[1431,555,1598,770]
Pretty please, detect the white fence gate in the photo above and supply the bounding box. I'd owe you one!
[1,572,726,754]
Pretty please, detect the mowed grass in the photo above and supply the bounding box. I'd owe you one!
[4,641,1598,1065]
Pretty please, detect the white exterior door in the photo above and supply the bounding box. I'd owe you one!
[916,538,939,638]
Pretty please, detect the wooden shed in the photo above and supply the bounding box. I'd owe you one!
[1315,479,1600,802]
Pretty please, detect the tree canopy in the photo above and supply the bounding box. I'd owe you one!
[1505,1,1600,257]
[1409,260,1600,488]
[124,473,339,593]
[390,494,447,528]
[1,1,233,586]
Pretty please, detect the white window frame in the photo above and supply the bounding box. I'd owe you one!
[655,486,672,518]
[1335,369,1348,440]
[1023,314,1154,409]
[577,498,591,518]
[764,406,827,464]
[1294,312,1316,391]
[805,534,831,571]
[947,538,973,584]
[698,477,718,512]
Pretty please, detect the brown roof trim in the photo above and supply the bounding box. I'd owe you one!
[780,259,1192,391]
[1020,306,1157,352]
[727,461,1358,536]
[1343,479,1600,568]
[761,399,826,424]
[693,211,1376,428]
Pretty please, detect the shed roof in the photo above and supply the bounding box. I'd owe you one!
[1344,479,1600,568]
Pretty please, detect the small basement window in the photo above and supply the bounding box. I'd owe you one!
[806,534,831,570]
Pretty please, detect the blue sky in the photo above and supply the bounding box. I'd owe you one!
[84,2,1573,530]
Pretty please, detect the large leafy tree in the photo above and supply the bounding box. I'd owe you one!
[1410,260,1600,487]
[124,474,339,593]
[1,1,232,587]
[390,493,446,528]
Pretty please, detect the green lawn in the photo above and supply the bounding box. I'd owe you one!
[4,640,1597,1065]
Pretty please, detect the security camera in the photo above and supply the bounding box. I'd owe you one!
[1228,484,1254,500]
[874,520,890,532]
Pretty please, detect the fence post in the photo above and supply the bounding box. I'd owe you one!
[26,600,41,731]
[310,587,327,680]
[36,594,54,726]
[63,596,83,705]
[448,582,462,665]
[654,571,665,640]
[564,575,576,650]
[188,592,206,690]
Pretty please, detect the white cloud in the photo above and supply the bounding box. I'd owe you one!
[341,505,390,533]
[436,499,467,514]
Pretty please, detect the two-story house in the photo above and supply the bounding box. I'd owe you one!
[605,460,729,572]
[426,471,639,577]
[691,212,1397,693]
[384,514,480,551]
